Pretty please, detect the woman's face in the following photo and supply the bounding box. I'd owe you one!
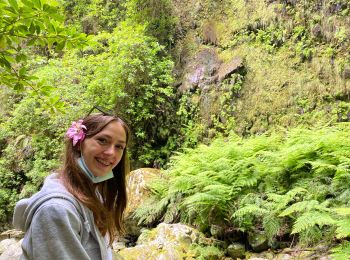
[81,121,127,177]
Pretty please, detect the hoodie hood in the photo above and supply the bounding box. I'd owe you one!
[13,173,88,232]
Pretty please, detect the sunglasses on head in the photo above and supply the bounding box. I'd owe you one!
[86,106,114,117]
[85,106,129,126]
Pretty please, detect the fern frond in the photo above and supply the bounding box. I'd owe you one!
[334,207,350,216]
[335,218,350,238]
[291,211,336,234]
[263,214,282,241]
[232,205,269,220]
[279,200,324,217]
[331,241,350,260]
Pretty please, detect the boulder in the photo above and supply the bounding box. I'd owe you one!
[124,168,161,237]
[0,239,22,260]
[226,242,245,259]
[0,239,17,255]
[118,223,202,259]
[248,232,268,253]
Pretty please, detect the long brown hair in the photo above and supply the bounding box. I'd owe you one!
[61,113,130,245]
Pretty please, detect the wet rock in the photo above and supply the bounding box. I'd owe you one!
[226,242,245,259]
[248,232,268,252]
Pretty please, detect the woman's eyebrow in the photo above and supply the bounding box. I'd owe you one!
[97,134,126,143]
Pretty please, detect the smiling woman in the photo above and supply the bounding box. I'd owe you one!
[12,111,131,260]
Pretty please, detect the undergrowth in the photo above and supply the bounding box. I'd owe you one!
[134,124,350,253]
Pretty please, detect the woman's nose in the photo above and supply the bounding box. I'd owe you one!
[104,145,115,156]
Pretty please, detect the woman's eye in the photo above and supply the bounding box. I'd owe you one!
[97,138,107,144]
[115,145,125,150]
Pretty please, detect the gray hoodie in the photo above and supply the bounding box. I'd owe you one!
[13,173,113,260]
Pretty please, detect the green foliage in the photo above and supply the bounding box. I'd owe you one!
[0,0,87,111]
[63,0,126,33]
[136,126,350,247]
[125,0,176,47]
[331,241,350,260]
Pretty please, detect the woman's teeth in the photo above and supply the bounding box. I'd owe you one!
[96,158,110,166]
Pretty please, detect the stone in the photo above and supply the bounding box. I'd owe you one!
[0,230,24,240]
[217,57,243,82]
[210,224,225,239]
[0,239,22,260]
[124,168,161,237]
[226,242,245,259]
[0,239,17,255]
[118,223,203,260]
[247,232,268,253]
[178,48,221,93]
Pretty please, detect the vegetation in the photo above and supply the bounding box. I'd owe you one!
[135,126,350,256]
[1,0,350,257]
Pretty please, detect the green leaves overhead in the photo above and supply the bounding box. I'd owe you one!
[0,0,87,111]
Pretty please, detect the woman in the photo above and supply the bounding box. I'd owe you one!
[13,110,130,260]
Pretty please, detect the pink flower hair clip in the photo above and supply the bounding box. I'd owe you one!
[66,119,87,146]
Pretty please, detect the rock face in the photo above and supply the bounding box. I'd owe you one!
[179,48,221,93]
[179,48,244,94]
[118,223,201,259]
[217,57,243,82]
[124,168,161,237]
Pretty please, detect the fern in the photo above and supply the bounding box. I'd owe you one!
[232,205,269,220]
[331,241,350,260]
[263,213,282,242]
[291,211,336,234]
[333,207,350,239]
[279,200,329,217]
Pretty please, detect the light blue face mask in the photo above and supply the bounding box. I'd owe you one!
[77,156,114,183]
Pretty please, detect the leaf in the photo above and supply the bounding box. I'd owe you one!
[29,22,35,34]
[0,56,12,69]
[7,0,18,12]
[22,0,34,8]
[291,211,336,234]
